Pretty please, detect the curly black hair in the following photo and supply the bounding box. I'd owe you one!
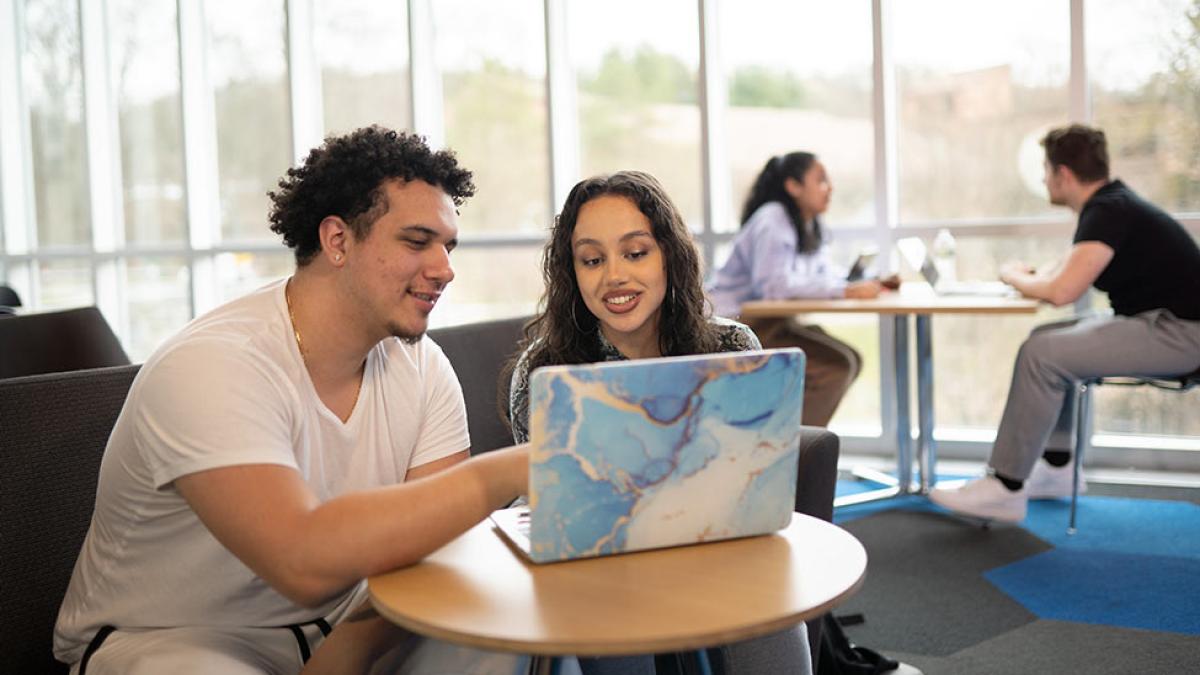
[268,126,475,265]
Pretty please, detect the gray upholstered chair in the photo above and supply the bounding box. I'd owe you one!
[428,315,530,454]
[1069,366,1200,532]
[0,306,130,379]
[0,365,142,674]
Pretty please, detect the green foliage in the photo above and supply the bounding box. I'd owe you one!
[581,46,696,104]
[442,58,549,234]
[729,66,807,108]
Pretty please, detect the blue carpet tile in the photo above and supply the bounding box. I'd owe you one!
[833,475,1200,636]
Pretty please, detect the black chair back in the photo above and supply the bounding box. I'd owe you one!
[0,306,130,379]
[0,365,141,674]
[0,284,21,312]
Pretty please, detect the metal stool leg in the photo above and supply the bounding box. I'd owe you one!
[1069,380,1093,534]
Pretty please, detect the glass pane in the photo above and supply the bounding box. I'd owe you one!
[214,252,292,304]
[929,236,1075,431]
[433,0,548,235]
[823,316,882,434]
[209,1,291,242]
[720,0,875,232]
[894,0,1070,222]
[570,0,703,228]
[316,0,411,135]
[1094,386,1200,439]
[125,257,190,359]
[38,258,92,309]
[430,246,543,328]
[23,0,90,247]
[1089,0,1200,213]
[110,0,186,244]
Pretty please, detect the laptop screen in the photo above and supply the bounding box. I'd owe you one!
[896,237,939,286]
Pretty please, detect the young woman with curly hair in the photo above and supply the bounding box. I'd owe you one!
[504,170,761,445]
[502,170,814,675]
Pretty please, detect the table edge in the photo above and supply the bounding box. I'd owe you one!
[368,518,868,656]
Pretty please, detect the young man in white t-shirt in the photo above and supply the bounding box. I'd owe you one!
[53,127,529,674]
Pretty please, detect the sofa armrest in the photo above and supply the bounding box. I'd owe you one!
[795,425,839,524]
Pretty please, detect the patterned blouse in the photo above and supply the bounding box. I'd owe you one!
[507,316,762,444]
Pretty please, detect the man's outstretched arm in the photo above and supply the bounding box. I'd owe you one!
[1000,241,1113,306]
[175,444,528,608]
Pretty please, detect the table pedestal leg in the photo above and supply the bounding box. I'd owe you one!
[895,314,913,493]
[916,314,937,492]
[528,655,560,675]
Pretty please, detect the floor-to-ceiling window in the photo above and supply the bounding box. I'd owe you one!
[2,0,1198,468]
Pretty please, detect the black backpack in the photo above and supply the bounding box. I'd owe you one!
[817,614,899,675]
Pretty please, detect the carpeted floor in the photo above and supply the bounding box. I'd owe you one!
[830,476,1200,674]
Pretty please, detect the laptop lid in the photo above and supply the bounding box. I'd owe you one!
[847,248,879,281]
[896,237,940,286]
[894,236,1014,296]
[509,348,805,564]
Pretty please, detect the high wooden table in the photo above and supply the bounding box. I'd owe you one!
[741,283,1040,506]
[369,513,866,669]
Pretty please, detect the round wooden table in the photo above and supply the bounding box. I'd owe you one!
[368,512,867,657]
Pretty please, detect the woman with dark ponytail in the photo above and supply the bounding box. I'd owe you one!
[708,152,885,427]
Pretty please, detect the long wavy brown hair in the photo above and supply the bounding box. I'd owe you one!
[501,171,723,416]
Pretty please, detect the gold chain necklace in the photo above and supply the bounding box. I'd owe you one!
[285,278,304,359]
[286,277,362,418]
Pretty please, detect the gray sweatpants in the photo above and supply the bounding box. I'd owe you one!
[989,309,1200,480]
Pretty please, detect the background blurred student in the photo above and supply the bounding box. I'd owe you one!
[930,124,1200,523]
[708,152,889,427]
[504,170,812,675]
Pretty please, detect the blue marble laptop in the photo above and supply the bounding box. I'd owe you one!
[492,348,805,563]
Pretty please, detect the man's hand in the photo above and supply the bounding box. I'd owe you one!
[999,260,1036,285]
[844,280,883,299]
[999,242,1112,305]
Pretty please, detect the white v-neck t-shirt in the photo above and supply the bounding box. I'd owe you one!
[54,279,470,664]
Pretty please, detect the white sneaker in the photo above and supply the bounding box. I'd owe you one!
[1025,458,1086,499]
[929,475,1027,522]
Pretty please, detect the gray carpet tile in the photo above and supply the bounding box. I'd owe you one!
[888,619,1200,675]
[836,509,1053,656]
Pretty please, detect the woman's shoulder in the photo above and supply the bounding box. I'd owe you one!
[511,336,543,375]
[744,201,796,241]
[707,315,763,351]
[747,200,789,224]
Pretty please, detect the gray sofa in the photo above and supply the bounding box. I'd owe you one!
[2,316,838,674]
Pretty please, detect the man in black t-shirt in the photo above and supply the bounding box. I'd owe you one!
[931,124,1200,523]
